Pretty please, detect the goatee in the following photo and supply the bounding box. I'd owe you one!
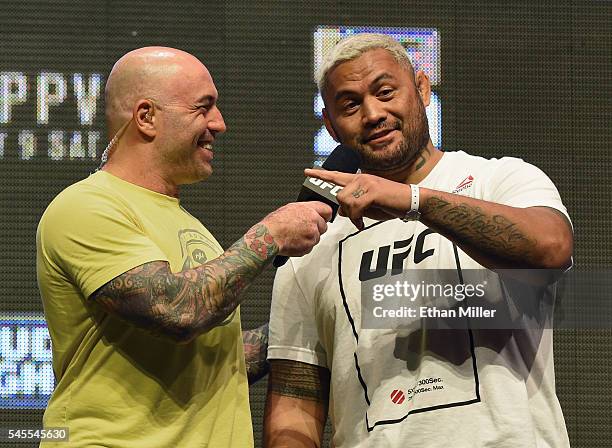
[358,102,430,172]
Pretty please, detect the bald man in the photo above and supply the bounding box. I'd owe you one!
[36,47,331,447]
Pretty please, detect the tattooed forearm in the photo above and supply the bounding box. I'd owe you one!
[420,195,538,263]
[243,323,269,384]
[267,359,330,402]
[91,223,279,342]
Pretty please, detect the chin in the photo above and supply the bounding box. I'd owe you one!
[192,171,212,183]
[180,169,212,185]
[198,167,213,181]
[360,148,405,171]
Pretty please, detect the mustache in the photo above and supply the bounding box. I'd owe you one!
[360,120,402,144]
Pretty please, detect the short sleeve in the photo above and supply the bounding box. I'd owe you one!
[485,157,571,223]
[267,259,328,368]
[38,186,168,299]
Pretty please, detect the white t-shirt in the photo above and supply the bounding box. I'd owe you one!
[268,151,571,448]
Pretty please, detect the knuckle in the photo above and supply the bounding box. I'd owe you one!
[306,227,317,240]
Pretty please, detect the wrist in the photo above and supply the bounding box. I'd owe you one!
[244,223,280,260]
[401,184,421,222]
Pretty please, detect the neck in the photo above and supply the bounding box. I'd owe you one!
[101,143,180,198]
[362,141,442,185]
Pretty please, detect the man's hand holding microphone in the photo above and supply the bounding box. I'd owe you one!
[261,202,332,257]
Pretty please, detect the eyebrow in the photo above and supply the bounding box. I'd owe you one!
[333,73,395,102]
[195,94,217,104]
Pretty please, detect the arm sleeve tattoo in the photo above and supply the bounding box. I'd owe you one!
[243,323,269,385]
[420,195,539,264]
[90,223,278,342]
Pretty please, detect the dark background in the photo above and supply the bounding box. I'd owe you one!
[0,1,610,446]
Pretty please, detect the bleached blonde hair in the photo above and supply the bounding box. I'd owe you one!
[316,33,414,95]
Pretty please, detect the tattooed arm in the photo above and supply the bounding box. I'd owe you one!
[91,202,332,343]
[243,323,269,384]
[91,224,278,342]
[303,169,572,271]
[264,359,330,448]
[417,191,572,270]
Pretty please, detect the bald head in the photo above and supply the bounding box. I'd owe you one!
[104,47,209,136]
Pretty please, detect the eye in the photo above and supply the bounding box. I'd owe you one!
[377,87,394,98]
[194,104,211,114]
[342,100,359,113]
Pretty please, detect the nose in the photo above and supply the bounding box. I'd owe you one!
[209,105,227,134]
[361,96,386,127]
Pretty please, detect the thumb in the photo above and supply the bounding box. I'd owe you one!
[304,201,333,222]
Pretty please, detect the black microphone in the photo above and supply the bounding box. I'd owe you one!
[273,144,361,268]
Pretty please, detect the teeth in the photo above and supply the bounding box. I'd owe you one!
[200,143,213,150]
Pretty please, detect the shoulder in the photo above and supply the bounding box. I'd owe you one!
[481,155,553,187]
[444,150,534,172]
[38,173,135,240]
[444,151,551,188]
[43,172,118,212]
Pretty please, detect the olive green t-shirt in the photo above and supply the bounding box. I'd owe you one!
[37,171,252,447]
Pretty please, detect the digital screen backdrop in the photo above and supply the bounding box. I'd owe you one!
[0,1,610,446]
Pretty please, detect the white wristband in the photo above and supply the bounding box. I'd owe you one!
[401,184,421,222]
[411,184,420,210]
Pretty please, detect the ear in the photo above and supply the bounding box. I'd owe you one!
[134,99,156,137]
[414,70,431,107]
[322,108,340,142]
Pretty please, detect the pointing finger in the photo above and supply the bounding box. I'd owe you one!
[304,168,356,187]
